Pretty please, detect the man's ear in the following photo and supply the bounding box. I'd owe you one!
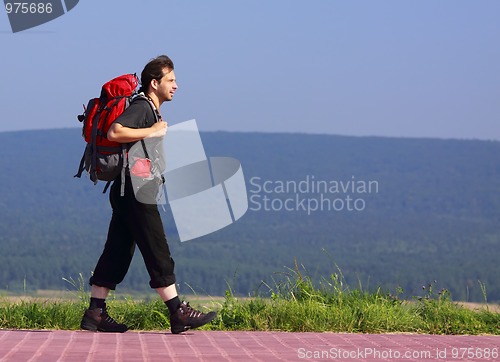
[151,78,159,91]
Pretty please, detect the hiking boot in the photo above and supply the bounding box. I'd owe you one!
[170,301,216,334]
[80,306,128,333]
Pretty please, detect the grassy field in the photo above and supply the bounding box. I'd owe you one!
[1,269,499,335]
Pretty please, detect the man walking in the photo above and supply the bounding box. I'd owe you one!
[80,55,216,334]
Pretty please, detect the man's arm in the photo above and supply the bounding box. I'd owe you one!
[107,121,168,143]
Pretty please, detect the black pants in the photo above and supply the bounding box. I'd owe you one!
[90,176,175,290]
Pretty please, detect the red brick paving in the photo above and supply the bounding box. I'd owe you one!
[0,329,498,361]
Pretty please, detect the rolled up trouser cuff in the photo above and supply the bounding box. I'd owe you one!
[89,276,117,291]
[149,274,176,289]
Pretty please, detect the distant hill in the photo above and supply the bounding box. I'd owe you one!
[0,128,499,302]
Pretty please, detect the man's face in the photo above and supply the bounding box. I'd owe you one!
[156,69,177,102]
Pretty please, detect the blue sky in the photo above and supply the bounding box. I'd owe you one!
[1,0,499,140]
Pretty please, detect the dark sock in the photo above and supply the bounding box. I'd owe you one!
[165,296,181,315]
[89,297,106,310]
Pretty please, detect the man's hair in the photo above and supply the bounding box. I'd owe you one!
[139,55,174,93]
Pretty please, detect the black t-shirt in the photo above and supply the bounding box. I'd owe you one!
[114,97,157,129]
[113,95,163,162]
[113,96,166,193]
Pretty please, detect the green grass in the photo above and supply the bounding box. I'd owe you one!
[0,268,499,334]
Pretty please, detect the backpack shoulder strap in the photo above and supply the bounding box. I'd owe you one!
[131,93,161,123]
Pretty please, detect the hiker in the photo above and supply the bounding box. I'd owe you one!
[80,55,216,334]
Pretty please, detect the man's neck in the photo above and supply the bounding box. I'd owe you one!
[146,92,161,110]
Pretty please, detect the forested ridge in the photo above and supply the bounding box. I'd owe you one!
[0,128,498,302]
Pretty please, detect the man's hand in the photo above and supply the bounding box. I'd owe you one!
[146,121,168,138]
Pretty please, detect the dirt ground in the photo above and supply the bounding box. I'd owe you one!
[457,302,500,313]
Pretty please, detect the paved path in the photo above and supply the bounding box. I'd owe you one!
[0,329,498,361]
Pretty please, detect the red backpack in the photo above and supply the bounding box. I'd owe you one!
[74,73,139,193]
